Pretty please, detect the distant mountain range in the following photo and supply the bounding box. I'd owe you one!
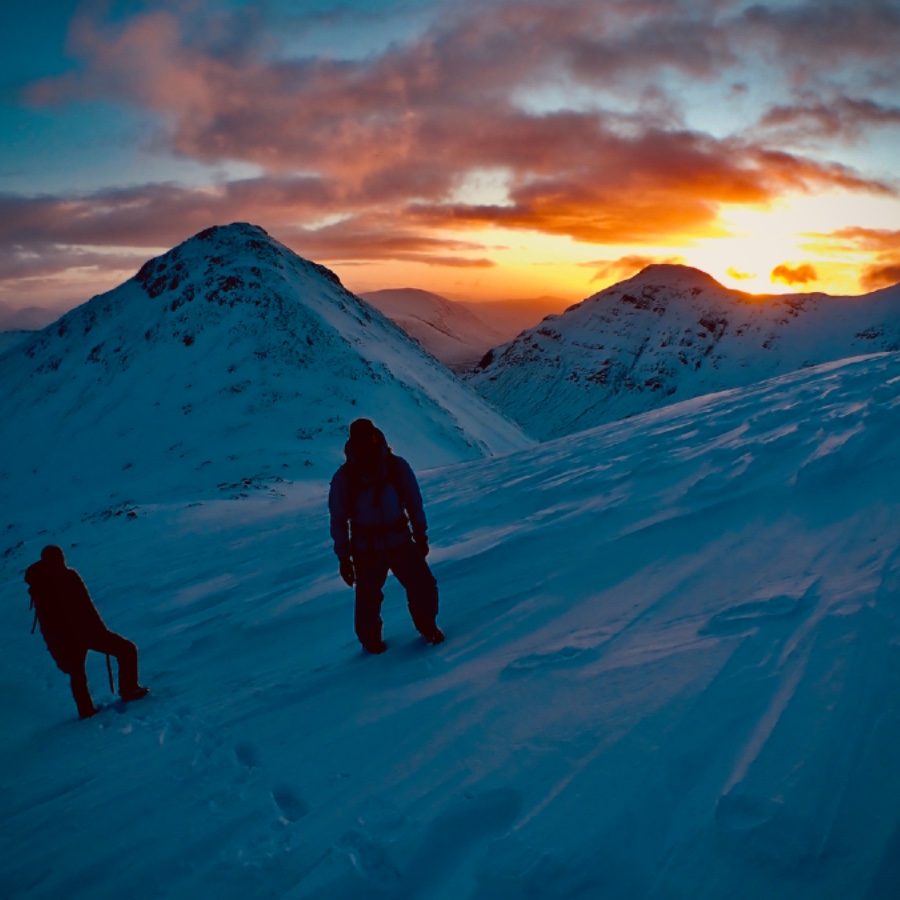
[5,225,899,520]
[0,223,528,517]
[458,295,574,340]
[361,288,571,371]
[0,301,62,332]
[467,264,900,440]
[360,288,507,371]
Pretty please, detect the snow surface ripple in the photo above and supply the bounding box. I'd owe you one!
[1,353,899,898]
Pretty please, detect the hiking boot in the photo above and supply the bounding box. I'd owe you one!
[120,685,150,702]
[423,626,445,645]
[362,639,388,654]
[79,705,98,720]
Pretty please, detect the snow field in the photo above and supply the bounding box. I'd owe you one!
[1,353,899,898]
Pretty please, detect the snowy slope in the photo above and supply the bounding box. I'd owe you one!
[361,288,507,371]
[0,328,33,356]
[469,264,900,439]
[2,352,898,899]
[0,224,527,518]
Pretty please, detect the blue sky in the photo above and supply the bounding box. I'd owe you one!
[2,0,899,322]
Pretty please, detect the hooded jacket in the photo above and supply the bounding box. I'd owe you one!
[328,437,427,559]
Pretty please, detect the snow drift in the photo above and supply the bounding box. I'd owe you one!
[2,351,898,899]
[469,264,900,440]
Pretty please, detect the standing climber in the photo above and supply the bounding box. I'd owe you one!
[329,418,444,653]
[25,545,149,719]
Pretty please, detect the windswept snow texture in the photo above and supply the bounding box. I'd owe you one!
[0,224,527,515]
[361,288,507,371]
[469,264,900,439]
[2,353,899,899]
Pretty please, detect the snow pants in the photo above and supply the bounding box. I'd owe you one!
[64,631,141,717]
[353,542,439,648]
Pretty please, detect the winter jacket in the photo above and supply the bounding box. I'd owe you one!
[329,451,427,558]
[25,561,108,668]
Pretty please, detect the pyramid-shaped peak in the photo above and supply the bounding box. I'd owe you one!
[0,223,527,508]
[192,221,272,244]
[133,222,344,300]
[171,221,290,261]
[628,263,726,291]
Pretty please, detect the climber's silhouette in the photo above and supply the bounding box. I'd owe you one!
[329,418,444,653]
[25,546,149,719]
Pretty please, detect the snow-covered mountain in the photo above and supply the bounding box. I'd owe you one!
[458,294,574,343]
[2,351,898,899]
[468,264,900,439]
[0,223,528,518]
[0,328,32,355]
[360,288,507,371]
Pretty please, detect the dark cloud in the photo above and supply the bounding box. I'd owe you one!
[0,180,497,307]
[24,3,891,205]
[0,178,333,250]
[0,244,148,281]
[6,0,897,300]
[771,262,818,285]
[738,1,900,84]
[758,96,900,141]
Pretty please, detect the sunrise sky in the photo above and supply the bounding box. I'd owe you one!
[2,0,899,323]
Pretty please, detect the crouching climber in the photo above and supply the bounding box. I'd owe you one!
[26,545,149,719]
[329,418,444,653]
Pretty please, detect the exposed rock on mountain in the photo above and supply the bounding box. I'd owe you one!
[468,264,900,439]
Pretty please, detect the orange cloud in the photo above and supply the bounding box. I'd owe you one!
[772,263,818,285]
[586,254,684,284]
[862,264,900,290]
[0,182,497,309]
[822,227,900,253]
[809,227,900,291]
[9,0,900,308]
[26,3,894,217]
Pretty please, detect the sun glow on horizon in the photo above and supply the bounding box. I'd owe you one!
[683,191,900,296]
[343,187,898,304]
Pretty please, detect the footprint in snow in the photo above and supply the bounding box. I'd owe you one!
[272,785,308,823]
[502,644,590,678]
[234,741,260,770]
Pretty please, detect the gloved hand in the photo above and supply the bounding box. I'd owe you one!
[414,535,429,558]
[339,556,355,586]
